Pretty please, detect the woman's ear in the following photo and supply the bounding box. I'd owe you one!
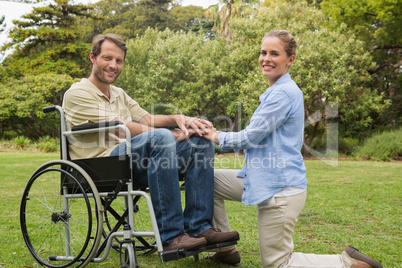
[287,54,296,67]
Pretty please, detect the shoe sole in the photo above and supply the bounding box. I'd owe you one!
[164,240,207,252]
[345,246,383,268]
[216,233,240,243]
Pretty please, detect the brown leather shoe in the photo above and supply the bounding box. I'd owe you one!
[163,233,207,251]
[196,228,239,245]
[205,250,241,265]
[345,246,383,268]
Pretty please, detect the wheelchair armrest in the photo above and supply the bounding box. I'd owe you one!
[65,121,133,154]
[42,105,131,160]
[72,121,123,132]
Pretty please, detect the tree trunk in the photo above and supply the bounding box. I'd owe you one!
[221,0,234,40]
[302,121,319,156]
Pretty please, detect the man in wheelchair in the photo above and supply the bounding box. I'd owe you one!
[62,33,239,254]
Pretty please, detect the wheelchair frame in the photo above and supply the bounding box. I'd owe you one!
[20,105,237,267]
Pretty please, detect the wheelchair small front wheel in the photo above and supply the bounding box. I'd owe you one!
[20,160,103,267]
[121,243,138,268]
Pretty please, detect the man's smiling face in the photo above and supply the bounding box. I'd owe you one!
[90,39,125,88]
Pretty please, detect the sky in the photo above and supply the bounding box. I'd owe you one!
[0,0,220,49]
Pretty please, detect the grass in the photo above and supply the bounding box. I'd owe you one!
[0,152,400,267]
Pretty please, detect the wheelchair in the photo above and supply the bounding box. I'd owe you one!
[20,105,238,267]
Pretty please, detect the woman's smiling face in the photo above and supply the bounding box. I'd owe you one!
[259,36,295,86]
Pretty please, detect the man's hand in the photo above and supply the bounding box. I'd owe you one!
[175,115,213,137]
[113,118,128,138]
[171,128,199,141]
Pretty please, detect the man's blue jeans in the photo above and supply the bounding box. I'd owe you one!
[110,128,214,244]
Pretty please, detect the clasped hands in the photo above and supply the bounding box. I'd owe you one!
[173,115,220,142]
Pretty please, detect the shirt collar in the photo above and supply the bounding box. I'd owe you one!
[271,72,291,88]
[260,73,291,102]
[81,78,118,102]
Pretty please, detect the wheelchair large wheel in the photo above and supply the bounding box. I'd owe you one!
[20,160,103,267]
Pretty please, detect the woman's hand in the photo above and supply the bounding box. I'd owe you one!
[175,115,213,137]
[202,127,220,144]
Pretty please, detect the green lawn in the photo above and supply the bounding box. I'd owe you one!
[0,152,400,267]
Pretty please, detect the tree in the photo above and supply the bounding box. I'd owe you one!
[135,0,173,33]
[0,15,5,34]
[0,74,77,139]
[169,5,207,32]
[205,0,261,39]
[0,0,43,3]
[89,0,137,41]
[118,29,231,117]
[0,0,97,78]
[319,0,402,127]
[0,15,5,63]
[90,0,208,40]
[99,0,177,38]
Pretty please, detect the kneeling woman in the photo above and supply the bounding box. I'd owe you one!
[203,30,382,268]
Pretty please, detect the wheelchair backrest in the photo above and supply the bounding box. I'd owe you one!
[44,105,140,193]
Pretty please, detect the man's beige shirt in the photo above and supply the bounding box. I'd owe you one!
[62,78,149,159]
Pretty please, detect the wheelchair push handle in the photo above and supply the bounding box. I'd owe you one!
[43,105,57,113]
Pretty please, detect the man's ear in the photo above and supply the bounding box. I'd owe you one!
[89,53,96,64]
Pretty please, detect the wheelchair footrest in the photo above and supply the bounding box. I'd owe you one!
[160,239,238,263]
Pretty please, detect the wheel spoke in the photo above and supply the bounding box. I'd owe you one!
[20,160,103,268]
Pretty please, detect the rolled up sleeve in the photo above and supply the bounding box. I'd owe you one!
[218,88,292,151]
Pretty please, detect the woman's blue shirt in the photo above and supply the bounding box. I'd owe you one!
[218,73,307,206]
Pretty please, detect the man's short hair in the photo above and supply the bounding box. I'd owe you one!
[90,33,127,61]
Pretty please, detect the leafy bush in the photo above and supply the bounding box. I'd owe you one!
[0,74,77,140]
[0,139,11,149]
[309,135,359,155]
[338,137,359,155]
[309,135,326,152]
[36,136,60,153]
[13,136,31,150]
[354,128,402,161]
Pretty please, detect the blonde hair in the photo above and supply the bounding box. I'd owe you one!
[263,30,297,57]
